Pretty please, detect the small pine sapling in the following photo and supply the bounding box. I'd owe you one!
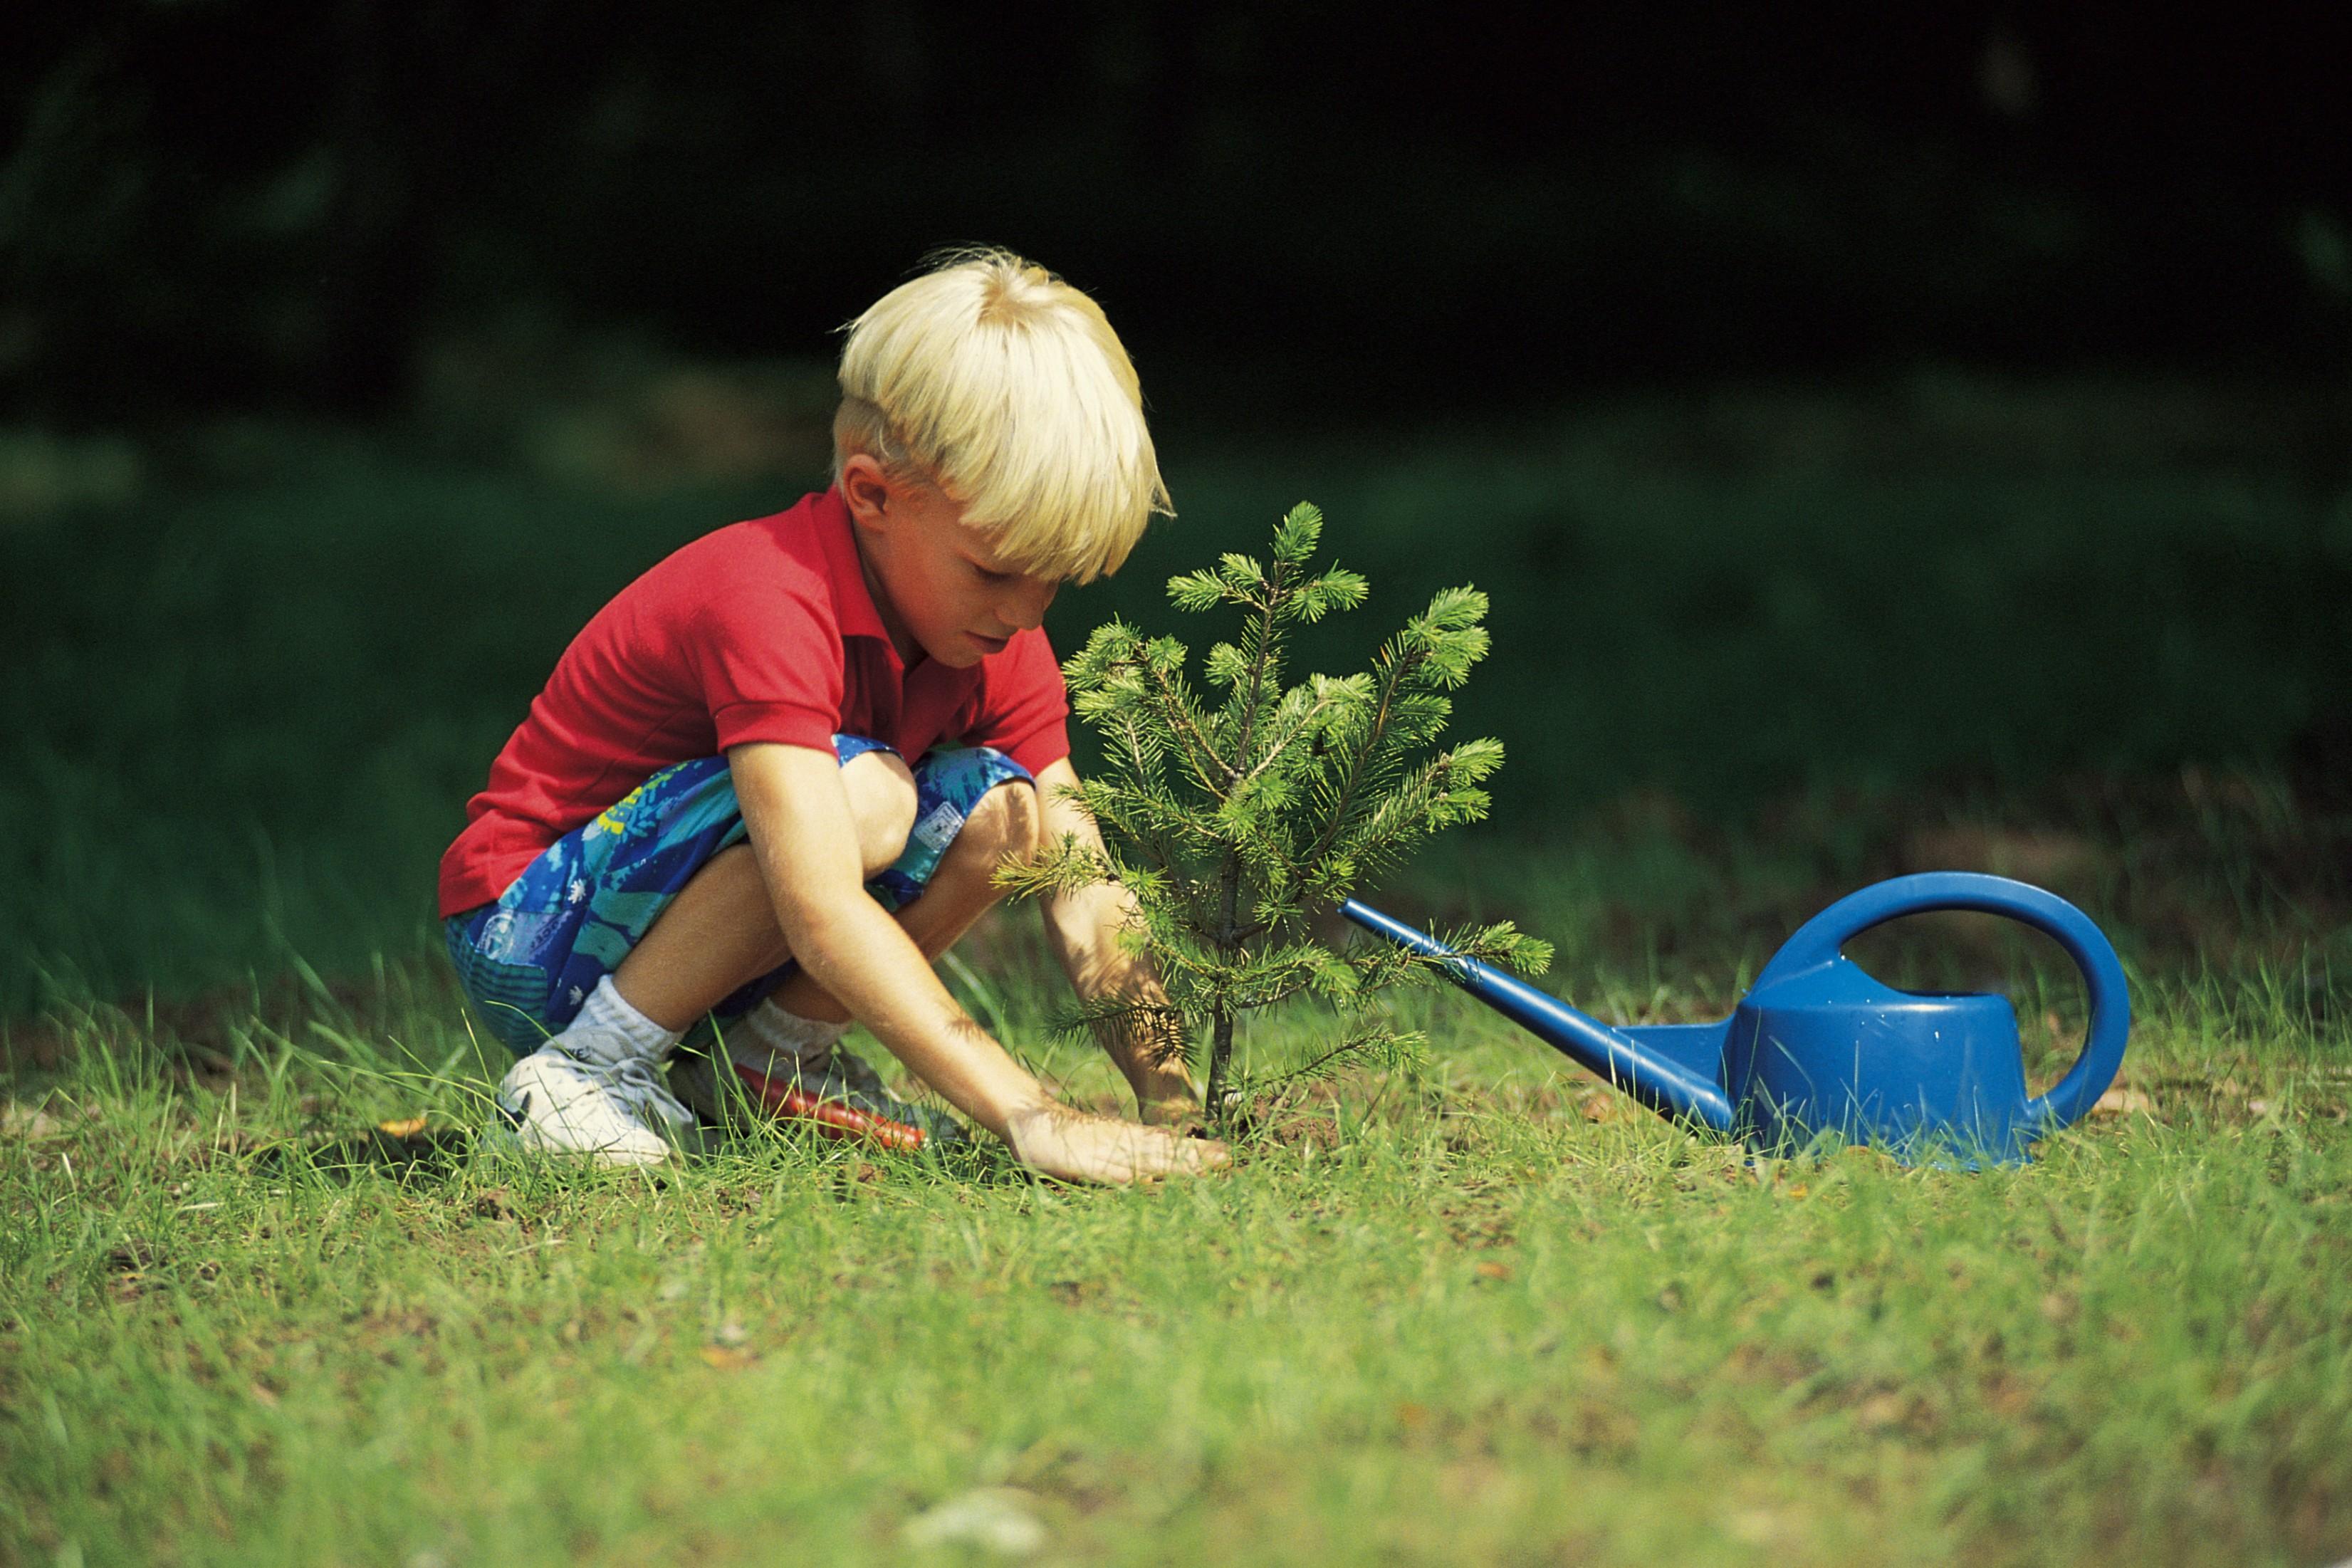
[998,501,1552,1116]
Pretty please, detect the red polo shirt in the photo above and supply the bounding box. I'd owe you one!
[437,488,1071,917]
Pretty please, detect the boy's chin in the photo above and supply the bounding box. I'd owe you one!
[926,629,1008,667]
[917,632,992,669]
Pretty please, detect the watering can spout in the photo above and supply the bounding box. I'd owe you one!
[1339,899,1736,1132]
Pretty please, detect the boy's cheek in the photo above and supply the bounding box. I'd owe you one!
[889,577,968,655]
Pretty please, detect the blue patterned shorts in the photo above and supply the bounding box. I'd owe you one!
[444,738,1032,1055]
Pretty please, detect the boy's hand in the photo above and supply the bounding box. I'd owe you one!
[1003,1104,1229,1184]
[1134,1082,1209,1131]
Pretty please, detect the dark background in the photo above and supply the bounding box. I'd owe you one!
[3,1,2349,1013]
[6,1,2351,420]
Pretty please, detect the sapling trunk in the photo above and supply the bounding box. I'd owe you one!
[1207,843,1243,1115]
[1206,1007,1235,1112]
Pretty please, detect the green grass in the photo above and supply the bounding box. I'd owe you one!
[3,916,2348,1566]
[4,377,2348,1562]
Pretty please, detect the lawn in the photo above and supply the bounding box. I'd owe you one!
[3,375,2348,1564]
[3,899,2347,1566]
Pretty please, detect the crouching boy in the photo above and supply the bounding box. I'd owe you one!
[437,251,1223,1184]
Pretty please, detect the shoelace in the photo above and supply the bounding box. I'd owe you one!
[569,1048,695,1130]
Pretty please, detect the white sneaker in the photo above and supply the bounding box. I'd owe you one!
[494,1044,695,1166]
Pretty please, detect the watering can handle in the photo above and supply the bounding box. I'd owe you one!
[1750,872,2131,1133]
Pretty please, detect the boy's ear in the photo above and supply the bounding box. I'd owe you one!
[840,453,894,529]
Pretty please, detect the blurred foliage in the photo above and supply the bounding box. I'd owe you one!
[0,428,140,521]
[0,368,2344,1015]
[1122,375,2352,810]
[410,318,837,491]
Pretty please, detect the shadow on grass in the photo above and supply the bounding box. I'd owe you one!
[248,1123,478,1184]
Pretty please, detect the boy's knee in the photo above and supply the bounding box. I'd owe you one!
[962,780,1041,871]
[840,750,919,877]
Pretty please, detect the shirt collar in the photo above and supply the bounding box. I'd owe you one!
[810,486,892,647]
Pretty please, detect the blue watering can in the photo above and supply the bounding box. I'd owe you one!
[1343,872,2130,1166]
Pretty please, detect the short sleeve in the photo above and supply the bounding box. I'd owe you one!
[963,629,1071,775]
[686,585,842,754]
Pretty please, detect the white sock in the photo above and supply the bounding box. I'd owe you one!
[555,975,682,1067]
[728,999,850,1073]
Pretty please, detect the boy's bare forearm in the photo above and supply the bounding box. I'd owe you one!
[730,743,1051,1138]
[769,833,1223,1178]
[786,897,1052,1136]
[1040,881,1199,1104]
[1031,759,1201,1112]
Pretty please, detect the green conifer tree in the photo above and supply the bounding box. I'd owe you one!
[999,502,1552,1114]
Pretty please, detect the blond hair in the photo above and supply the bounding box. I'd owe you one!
[832,249,1171,582]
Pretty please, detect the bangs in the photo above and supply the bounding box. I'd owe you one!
[834,251,1172,582]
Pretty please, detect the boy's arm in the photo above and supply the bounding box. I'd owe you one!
[729,742,1223,1182]
[1031,757,1207,1125]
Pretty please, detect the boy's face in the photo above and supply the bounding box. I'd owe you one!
[840,455,1061,669]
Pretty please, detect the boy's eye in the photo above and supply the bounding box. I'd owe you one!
[973,563,1015,585]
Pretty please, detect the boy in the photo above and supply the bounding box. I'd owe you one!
[439,251,1225,1184]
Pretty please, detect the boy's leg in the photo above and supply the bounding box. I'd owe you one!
[761,775,1039,1025]
[451,745,917,1164]
[610,748,918,1030]
[667,751,1043,1134]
